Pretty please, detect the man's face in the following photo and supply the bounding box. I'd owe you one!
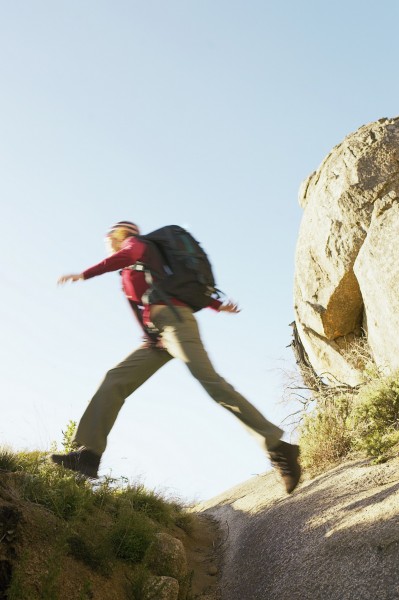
[105,228,125,255]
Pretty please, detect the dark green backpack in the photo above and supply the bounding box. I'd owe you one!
[132,225,222,311]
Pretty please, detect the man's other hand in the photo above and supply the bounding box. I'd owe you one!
[219,300,241,314]
[57,274,84,285]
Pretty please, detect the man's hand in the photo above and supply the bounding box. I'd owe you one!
[57,274,84,285]
[219,300,241,314]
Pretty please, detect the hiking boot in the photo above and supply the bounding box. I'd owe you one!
[50,448,101,478]
[269,441,301,494]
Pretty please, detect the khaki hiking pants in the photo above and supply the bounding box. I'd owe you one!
[74,305,283,456]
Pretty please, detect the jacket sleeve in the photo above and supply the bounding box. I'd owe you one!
[208,298,222,311]
[82,239,143,280]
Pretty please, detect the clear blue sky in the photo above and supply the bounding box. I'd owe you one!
[1,1,398,502]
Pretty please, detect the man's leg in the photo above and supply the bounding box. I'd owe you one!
[74,344,173,454]
[150,306,301,493]
[151,307,283,449]
[51,344,172,475]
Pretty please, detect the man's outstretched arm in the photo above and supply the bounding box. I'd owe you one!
[57,238,144,285]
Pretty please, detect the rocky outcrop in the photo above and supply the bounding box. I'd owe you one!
[294,116,399,385]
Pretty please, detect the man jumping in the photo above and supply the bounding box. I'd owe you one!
[51,221,301,494]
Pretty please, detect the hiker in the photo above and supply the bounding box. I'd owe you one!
[51,221,301,493]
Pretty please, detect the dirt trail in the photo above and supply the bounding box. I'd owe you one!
[196,456,399,600]
[173,512,222,599]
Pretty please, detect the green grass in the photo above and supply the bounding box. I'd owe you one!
[110,510,156,563]
[66,520,113,575]
[0,446,19,472]
[113,484,193,531]
[6,541,65,600]
[17,451,94,519]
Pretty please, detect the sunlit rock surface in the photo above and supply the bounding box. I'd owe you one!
[294,116,399,385]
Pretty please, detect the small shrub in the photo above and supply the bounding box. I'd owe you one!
[298,369,399,473]
[299,395,353,473]
[62,420,78,453]
[0,447,19,472]
[110,511,156,563]
[351,372,399,459]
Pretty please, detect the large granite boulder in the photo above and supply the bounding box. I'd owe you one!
[294,116,399,385]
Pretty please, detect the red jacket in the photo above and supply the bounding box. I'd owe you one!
[83,236,221,328]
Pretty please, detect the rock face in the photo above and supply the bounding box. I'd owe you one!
[294,116,399,385]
